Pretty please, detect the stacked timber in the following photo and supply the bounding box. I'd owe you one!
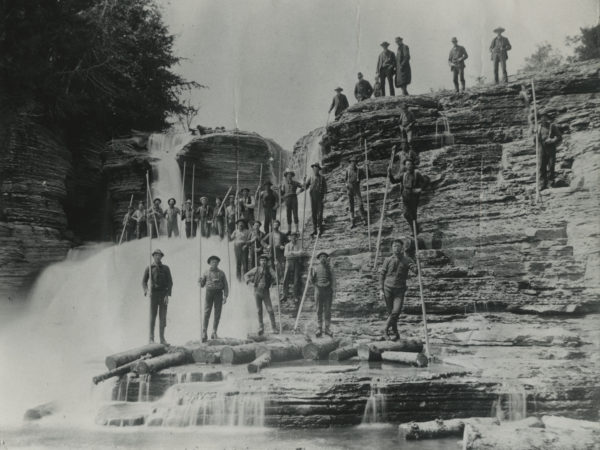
[134,351,189,375]
[399,417,496,440]
[105,344,167,370]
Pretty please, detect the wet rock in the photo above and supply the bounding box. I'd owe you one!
[23,402,57,421]
[95,402,149,427]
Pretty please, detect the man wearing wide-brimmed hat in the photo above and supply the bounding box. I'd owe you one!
[258,180,279,234]
[199,255,229,341]
[248,220,265,269]
[310,251,336,337]
[239,187,256,227]
[345,155,368,228]
[163,198,181,238]
[328,87,349,120]
[305,162,328,237]
[535,112,563,190]
[448,37,469,93]
[279,168,304,235]
[142,249,173,344]
[282,232,305,306]
[231,219,251,281]
[245,254,279,335]
[489,27,511,84]
[147,198,163,238]
[195,196,212,238]
[376,41,396,96]
[181,198,195,238]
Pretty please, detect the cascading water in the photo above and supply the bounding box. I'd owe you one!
[361,380,387,425]
[0,131,261,426]
[491,382,528,421]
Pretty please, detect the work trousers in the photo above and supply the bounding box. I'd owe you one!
[184,221,192,238]
[263,208,276,234]
[227,220,235,239]
[148,220,160,239]
[402,193,420,231]
[540,145,557,188]
[383,285,406,334]
[254,288,277,333]
[310,194,324,234]
[149,291,168,342]
[213,217,225,239]
[285,196,299,230]
[493,54,508,83]
[166,220,179,238]
[347,183,365,219]
[452,66,466,92]
[315,286,333,332]
[379,69,395,96]
[283,259,303,300]
[234,243,248,281]
[198,219,210,238]
[124,224,136,242]
[136,221,146,239]
[400,127,414,144]
[203,289,223,337]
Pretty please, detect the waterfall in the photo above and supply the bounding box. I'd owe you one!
[492,382,528,421]
[361,381,386,425]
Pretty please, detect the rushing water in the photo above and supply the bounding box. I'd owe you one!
[362,381,387,425]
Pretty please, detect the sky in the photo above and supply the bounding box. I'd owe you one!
[158,0,599,149]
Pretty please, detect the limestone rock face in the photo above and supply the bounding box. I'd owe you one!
[291,59,600,318]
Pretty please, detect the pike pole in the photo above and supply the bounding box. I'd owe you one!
[413,220,431,359]
[118,194,134,245]
[373,146,397,271]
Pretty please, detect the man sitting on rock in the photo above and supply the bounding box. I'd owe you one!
[379,239,417,341]
[199,255,229,342]
[245,254,279,336]
[388,159,425,233]
[354,72,374,102]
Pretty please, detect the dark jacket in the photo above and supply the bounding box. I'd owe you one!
[199,268,229,297]
[377,49,396,75]
[142,263,173,295]
[354,79,374,101]
[329,93,349,118]
[489,35,511,60]
[305,174,327,199]
[535,123,562,150]
[448,45,468,69]
[389,169,425,197]
[395,44,411,86]
[379,254,416,289]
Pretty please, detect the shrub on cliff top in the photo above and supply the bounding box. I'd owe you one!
[0,0,202,137]
[566,23,600,62]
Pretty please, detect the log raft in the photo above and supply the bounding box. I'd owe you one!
[134,351,188,374]
[105,343,166,370]
[220,343,257,364]
[93,354,152,384]
[255,341,303,362]
[302,338,341,360]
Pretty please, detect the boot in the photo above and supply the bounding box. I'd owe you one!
[201,334,208,343]
[350,216,356,229]
[324,328,333,337]
[159,328,169,346]
[461,83,466,92]
[269,312,277,334]
[315,329,323,338]
[211,331,218,340]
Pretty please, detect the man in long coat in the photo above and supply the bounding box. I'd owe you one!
[376,41,396,96]
[395,37,411,96]
[329,87,349,120]
[490,27,511,84]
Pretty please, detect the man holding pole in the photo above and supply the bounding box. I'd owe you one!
[122,205,136,242]
[261,219,288,278]
[164,198,180,238]
[282,232,304,305]
[181,199,194,238]
[535,113,563,190]
[259,181,279,234]
[225,195,237,238]
[280,169,304,235]
[388,159,425,234]
[345,155,367,229]
[142,249,173,345]
[196,196,212,238]
[245,254,279,335]
[147,198,163,238]
[310,251,336,338]
[199,255,229,342]
[379,239,417,341]
[305,163,327,237]
[231,219,251,281]
[249,220,265,269]
[132,201,147,239]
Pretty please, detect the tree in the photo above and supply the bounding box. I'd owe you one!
[566,24,600,62]
[522,42,564,72]
[176,86,202,132]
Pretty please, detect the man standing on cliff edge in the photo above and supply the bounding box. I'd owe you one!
[490,27,511,84]
[142,249,173,345]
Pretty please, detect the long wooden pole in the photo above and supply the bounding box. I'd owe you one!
[531,79,541,204]
[413,220,431,359]
[235,143,240,224]
[301,148,309,249]
[146,172,152,343]
[364,138,372,253]
[147,174,160,240]
[255,163,263,226]
[180,161,186,239]
[118,194,134,245]
[373,147,397,271]
[278,150,283,224]
[199,219,204,341]
[293,234,319,331]
[191,164,196,236]
[271,220,282,334]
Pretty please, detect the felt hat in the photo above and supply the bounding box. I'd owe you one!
[357,72,363,77]
[254,220,262,227]
[241,188,250,193]
[200,196,208,201]
[185,199,192,204]
[451,37,458,42]
[317,252,329,259]
[334,87,343,92]
[311,162,322,170]
[380,41,390,47]
[168,198,176,205]
[263,180,273,187]
[152,249,165,256]
[283,168,295,176]
[403,158,416,165]
[236,219,247,226]
[153,198,162,204]
[207,255,220,264]
[493,27,505,33]
[258,254,269,261]
[395,36,403,41]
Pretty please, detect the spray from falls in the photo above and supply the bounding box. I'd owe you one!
[361,380,387,425]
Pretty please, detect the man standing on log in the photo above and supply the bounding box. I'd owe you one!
[376,41,396,96]
[231,219,251,281]
[163,198,180,238]
[245,254,278,335]
[329,87,349,120]
[225,195,237,239]
[122,205,136,242]
[536,113,563,190]
[199,255,229,342]
[399,104,416,147]
[310,252,336,338]
[379,239,417,341]
[345,155,367,229]
[395,37,411,96]
[147,198,163,238]
[280,169,304,235]
[132,201,147,239]
[305,163,327,237]
[448,37,468,93]
[249,220,265,269]
[354,72,374,102]
[388,159,425,233]
[261,219,288,278]
[490,27,511,84]
[181,199,194,238]
[196,196,212,238]
[259,181,279,234]
[282,232,304,305]
[142,249,173,345]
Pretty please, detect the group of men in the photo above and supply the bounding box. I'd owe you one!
[329,27,512,120]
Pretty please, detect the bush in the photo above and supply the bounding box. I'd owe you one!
[522,42,564,72]
[566,24,600,62]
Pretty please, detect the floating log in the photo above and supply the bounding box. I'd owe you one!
[381,351,428,367]
[247,352,272,373]
[220,343,257,364]
[191,345,227,364]
[134,351,188,374]
[93,354,152,384]
[255,342,303,362]
[328,346,358,361]
[399,418,496,440]
[302,337,341,360]
[105,344,166,370]
[357,340,423,361]
[207,338,250,346]
[247,333,268,342]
